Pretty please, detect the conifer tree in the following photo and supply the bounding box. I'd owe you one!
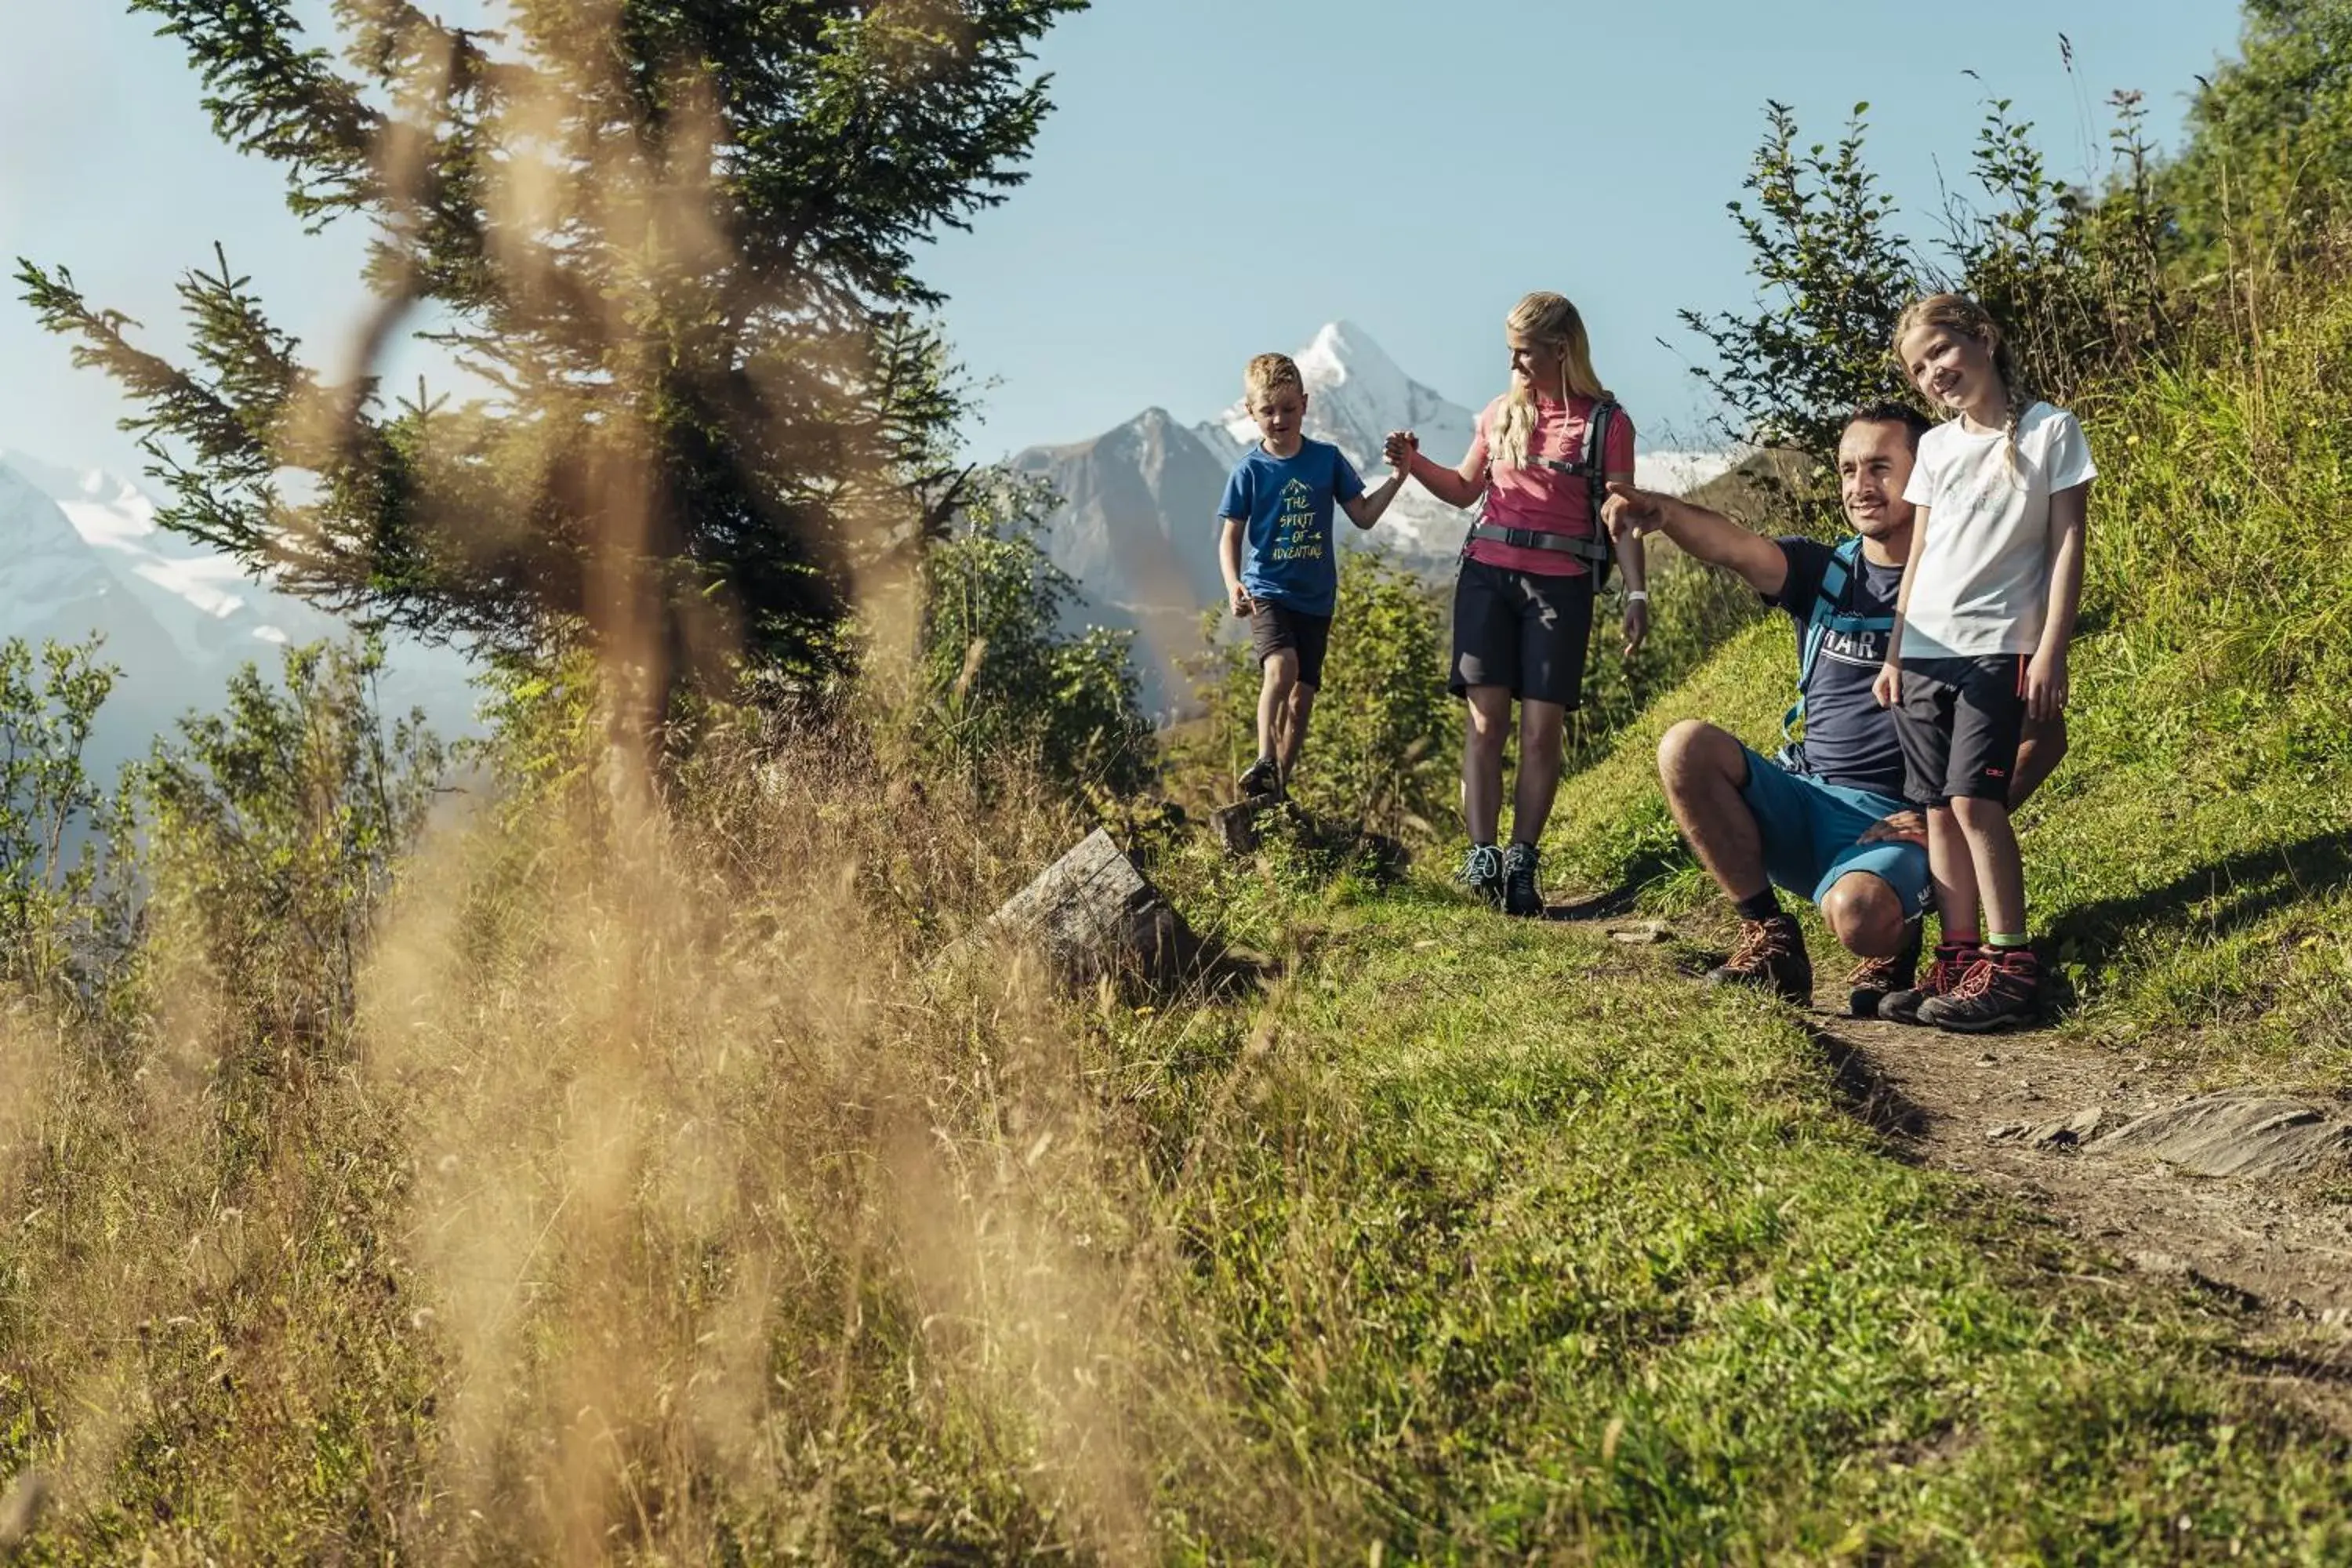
[18,0,1084,707]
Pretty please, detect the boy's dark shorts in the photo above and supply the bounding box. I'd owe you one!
[1250,601,1333,688]
[1896,653,2028,804]
[1450,559,1594,710]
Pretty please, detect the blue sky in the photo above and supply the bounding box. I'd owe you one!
[2,0,2245,478]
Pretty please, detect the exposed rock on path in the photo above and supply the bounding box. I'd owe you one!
[1555,905,2352,1422]
[1817,1010,2352,1425]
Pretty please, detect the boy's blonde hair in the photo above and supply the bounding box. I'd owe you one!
[1893,292,2029,480]
[1243,352,1304,409]
[1491,291,1610,469]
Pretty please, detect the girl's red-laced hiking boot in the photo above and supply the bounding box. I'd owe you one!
[1844,920,1923,1019]
[1918,947,2042,1033]
[1705,914,1813,1005]
[1878,940,1969,1025]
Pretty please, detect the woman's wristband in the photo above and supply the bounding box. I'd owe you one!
[1624,589,1650,604]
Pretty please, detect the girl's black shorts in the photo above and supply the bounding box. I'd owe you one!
[1895,653,2028,804]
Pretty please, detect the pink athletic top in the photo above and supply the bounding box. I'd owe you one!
[1460,394,1637,577]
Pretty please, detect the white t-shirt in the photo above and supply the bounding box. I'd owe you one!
[1899,401,2096,659]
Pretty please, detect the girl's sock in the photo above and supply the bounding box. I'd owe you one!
[1735,888,1783,923]
[1987,932,2031,949]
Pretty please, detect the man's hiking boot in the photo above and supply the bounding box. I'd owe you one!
[1919,947,2042,1033]
[1458,843,1505,909]
[1237,755,1281,800]
[1844,920,1923,1019]
[1705,914,1812,1005]
[1501,842,1545,918]
[1878,941,1969,1025]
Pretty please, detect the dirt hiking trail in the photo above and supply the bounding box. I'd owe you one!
[1569,911,2352,1427]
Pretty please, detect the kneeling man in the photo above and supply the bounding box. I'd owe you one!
[1603,405,2063,1017]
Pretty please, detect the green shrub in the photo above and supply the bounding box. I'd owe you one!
[0,636,134,995]
[1189,550,1454,842]
[914,472,1154,800]
[141,636,447,1050]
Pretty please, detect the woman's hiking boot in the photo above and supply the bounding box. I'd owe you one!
[1919,947,2042,1033]
[1501,842,1545,918]
[1237,755,1281,800]
[1877,940,1969,1025]
[1705,915,1812,1005]
[1843,920,1923,1019]
[1458,843,1505,909]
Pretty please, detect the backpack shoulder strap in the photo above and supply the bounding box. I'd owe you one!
[1583,400,1621,572]
[1782,535,1869,748]
[1582,399,1620,498]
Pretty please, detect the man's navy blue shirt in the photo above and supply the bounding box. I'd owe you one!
[1769,536,1911,802]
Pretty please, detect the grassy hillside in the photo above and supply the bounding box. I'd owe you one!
[1544,274,2352,1079]
[6,17,2352,1563]
[0,311,2347,1567]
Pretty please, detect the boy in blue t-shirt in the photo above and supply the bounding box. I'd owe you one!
[1218,352,1407,797]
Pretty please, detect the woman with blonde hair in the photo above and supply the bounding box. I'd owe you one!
[1386,291,1650,916]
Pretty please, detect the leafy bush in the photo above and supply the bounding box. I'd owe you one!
[913,473,1154,799]
[1679,101,1920,466]
[2163,0,2352,269]
[1683,94,2178,492]
[141,637,447,1047]
[0,637,134,993]
[1190,550,1454,841]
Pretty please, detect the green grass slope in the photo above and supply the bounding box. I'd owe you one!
[1545,281,2352,1079]
[1128,879,2352,1559]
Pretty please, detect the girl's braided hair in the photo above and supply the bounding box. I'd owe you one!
[1490,292,1611,469]
[1893,293,2030,483]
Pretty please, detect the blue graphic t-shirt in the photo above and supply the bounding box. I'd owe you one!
[1769,536,1910,802]
[1218,438,1364,617]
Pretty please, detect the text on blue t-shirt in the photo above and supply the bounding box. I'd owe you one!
[1217,438,1364,617]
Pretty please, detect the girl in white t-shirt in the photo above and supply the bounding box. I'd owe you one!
[1871,293,2096,1033]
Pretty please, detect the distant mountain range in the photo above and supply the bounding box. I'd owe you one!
[0,450,481,779]
[1007,321,1735,710]
[3,321,1733,760]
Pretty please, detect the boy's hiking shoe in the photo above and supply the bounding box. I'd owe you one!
[1458,843,1505,909]
[1706,914,1812,1005]
[1843,920,1923,1019]
[1919,947,2042,1033]
[1501,842,1545,918]
[1877,941,1969,1025]
[1237,755,1281,800]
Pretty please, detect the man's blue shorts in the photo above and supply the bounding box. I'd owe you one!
[1737,746,1930,918]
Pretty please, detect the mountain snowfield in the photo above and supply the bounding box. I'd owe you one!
[0,450,481,772]
[1011,320,1737,706]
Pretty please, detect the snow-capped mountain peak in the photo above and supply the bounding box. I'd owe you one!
[0,449,481,760]
[1210,320,1472,459]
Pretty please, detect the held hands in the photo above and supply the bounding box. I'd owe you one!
[2025,648,2069,721]
[1383,429,1419,477]
[1871,660,1900,710]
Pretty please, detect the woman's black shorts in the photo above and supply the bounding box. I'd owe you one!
[1450,558,1595,709]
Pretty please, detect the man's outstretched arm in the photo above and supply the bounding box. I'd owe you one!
[1602,482,1788,600]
